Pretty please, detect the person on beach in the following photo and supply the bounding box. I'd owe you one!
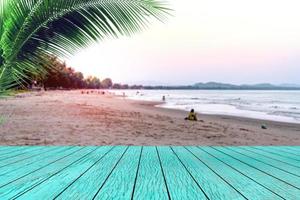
[185,109,198,121]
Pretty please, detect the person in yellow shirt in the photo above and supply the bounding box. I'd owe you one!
[185,109,198,121]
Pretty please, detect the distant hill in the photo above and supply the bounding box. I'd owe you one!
[143,82,300,90]
[194,82,237,89]
[279,83,300,88]
[193,82,300,90]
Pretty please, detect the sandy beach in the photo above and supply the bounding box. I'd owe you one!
[0,90,300,146]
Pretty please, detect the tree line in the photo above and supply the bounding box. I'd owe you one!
[32,56,142,90]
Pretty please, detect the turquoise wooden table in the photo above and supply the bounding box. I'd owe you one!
[0,146,299,199]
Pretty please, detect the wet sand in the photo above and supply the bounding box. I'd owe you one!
[0,90,300,146]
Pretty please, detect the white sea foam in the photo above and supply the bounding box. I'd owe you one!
[114,90,300,124]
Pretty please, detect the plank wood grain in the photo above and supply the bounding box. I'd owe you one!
[0,147,77,185]
[93,146,142,200]
[227,147,300,177]
[0,146,29,156]
[0,146,42,161]
[261,146,300,156]
[216,147,300,189]
[17,146,113,199]
[56,146,127,199]
[253,146,300,162]
[284,146,300,151]
[157,146,208,200]
[0,146,299,199]
[172,146,245,200]
[0,146,61,170]
[0,147,92,199]
[187,146,281,200]
[204,147,300,199]
[132,146,169,200]
[245,146,300,167]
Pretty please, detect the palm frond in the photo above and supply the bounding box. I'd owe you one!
[0,0,171,92]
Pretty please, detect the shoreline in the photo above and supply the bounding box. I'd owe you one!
[119,93,300,127]
[159,105,300,127]
[157,105,300,125]
[121,90,300,125]
[131,98,300,135]
[151,101,300,126]
[0,90,300,146]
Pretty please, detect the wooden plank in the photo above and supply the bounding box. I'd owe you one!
[16,146,113,199]
[56,146,127,199]
[171,146,245,200]
[203,147,300,199]
[0,146,15,152]
[0,146,299,199]
[0,147,29,156]
[244,147,300,167]
[284,146,300,151]
[0,146,43,161]
[0,147,92,199]
[0,146,39,158]
[0,148,38,164]
[0,147,78,185]
[261,146,300,156]
[227,147,300,177]
[0,146,60,169]
[132,146,169,200]
[187,146,281,200]
[157,146,208,200]
[0,147,73,176]
[93,146,142,200]
[253,146,300,161]
[216,147,300,189]
[284,146,300,149]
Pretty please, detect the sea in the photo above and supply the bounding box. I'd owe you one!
[113,90,300,124]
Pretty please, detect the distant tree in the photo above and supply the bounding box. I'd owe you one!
[112,83,121,89]
[130,85,143,89]
[25,56,125,90]
[101,78,113,89]
[121,84,129,89]
[41,57,66,88]
[40,56,86,89]
[73,72,84,88]
[112,84,129,89]
[85,76,101,89]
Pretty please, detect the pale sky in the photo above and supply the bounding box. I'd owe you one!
[67,0,300,85]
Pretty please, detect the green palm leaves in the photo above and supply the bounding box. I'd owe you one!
[0,0,170,92]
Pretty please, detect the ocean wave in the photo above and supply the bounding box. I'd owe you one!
[125,89,300,123]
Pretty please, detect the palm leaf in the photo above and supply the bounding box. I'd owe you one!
[0,0,170,93]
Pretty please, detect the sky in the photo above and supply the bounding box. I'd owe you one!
[67,0,300,85]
